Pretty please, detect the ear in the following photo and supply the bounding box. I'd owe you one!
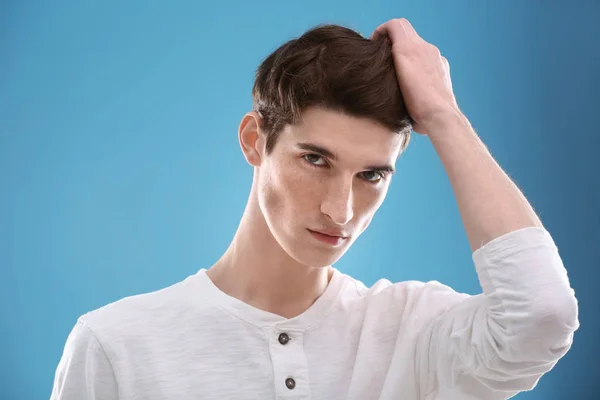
[238,111,265,167]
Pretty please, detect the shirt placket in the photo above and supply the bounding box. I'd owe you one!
[266,326,311,399]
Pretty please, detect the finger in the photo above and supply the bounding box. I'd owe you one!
[399,18,419,41]
[371,19,404,41]
[370,24,384,40]
[370,18,411,45]
[370,22,385,40]
[370,29,392,45]
[441,55,449,71]
[440,55,453,91]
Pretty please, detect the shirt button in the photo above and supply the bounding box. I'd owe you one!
[285,377,296,390]
[278,332,290,345]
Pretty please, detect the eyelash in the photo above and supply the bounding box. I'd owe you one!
[302,154,385,183]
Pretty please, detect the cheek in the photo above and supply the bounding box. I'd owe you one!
[354,185,388,230]
[260,159,320,220]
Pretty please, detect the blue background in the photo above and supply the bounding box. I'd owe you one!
[1,0,598,398]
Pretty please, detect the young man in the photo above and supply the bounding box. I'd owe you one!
[51,19,579,399]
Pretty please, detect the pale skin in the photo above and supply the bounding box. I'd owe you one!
[207,18,543,319]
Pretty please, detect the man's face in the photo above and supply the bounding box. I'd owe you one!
[256,106,405,268]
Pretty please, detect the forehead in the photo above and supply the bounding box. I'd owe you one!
[278,106,404,161]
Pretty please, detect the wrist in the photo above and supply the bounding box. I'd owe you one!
[425,109,473,141]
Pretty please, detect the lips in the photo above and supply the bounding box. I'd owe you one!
[310,229,348,238]
[308,229,348,246]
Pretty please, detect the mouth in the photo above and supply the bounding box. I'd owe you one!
[307,229,348,246]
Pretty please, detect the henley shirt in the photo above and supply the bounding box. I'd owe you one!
[50,227,579,399]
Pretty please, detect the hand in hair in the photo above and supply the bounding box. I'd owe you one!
[371,18,462,137]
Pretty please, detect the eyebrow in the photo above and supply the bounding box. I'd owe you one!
[296,142,396,175]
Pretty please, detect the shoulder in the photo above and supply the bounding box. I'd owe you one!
[77,271,207,343]
[339,272,472,322]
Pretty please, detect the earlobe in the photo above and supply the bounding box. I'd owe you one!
[238,111,264,167]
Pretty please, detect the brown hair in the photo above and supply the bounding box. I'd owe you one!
[252,24,413,154]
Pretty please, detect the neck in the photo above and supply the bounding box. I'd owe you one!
[207,185,333,319]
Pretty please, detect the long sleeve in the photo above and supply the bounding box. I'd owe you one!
[50,320,119,400]
[416,227,579,399]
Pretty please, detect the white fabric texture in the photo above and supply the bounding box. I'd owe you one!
[50,227,579,399]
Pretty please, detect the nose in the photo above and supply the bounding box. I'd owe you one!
[320,177,354,226]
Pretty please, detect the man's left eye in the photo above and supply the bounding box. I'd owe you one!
[360,171,383,182]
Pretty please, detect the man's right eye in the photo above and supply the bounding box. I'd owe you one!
[303,154,327,166]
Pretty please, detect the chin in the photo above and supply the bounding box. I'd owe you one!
[272,226,352,268]
[285,240,348,268]
[301,253,342,268]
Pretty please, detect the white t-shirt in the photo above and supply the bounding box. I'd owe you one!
[50,227,579,399]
